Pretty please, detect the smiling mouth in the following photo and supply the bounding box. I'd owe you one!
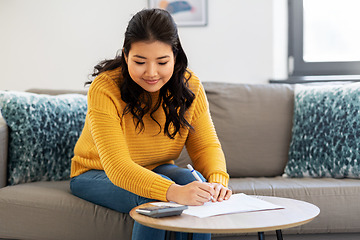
[143,79,160,84]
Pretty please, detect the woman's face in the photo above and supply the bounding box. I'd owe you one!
[125,41,175,93]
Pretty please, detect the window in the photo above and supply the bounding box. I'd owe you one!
[283,0,360,83]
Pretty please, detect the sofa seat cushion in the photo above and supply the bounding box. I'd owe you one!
[0,181,133,240]
[229,176,360,235]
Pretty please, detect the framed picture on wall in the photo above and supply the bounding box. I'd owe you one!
[148,0,208,27]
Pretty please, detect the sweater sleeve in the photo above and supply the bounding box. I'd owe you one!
[87,73,174,201]
[185,82,229,187]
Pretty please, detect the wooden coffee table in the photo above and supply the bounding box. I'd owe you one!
[130,195,320,240]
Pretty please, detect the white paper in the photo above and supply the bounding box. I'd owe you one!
[150,193,284,218]
[182,193,284,218]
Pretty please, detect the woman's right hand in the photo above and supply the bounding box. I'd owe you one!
[166,182,215,206]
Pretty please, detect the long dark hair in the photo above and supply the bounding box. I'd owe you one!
[88,8,195,139]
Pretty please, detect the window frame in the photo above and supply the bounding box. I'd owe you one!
[288,0,360,77]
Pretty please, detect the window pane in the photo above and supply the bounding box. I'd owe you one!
[303,0,360,62]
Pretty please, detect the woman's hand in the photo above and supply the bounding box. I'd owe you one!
[207,183,232,202]
[166,182,215,206]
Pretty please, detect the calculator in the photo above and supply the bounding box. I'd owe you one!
[135,205,188,218]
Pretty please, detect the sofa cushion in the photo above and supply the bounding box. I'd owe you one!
[0,91,87,185]
[0,181,133,240]
[229,176,360,235]
[177,83,295,178]
[285,83,360,178]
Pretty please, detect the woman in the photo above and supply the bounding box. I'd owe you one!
[70,8,232,240]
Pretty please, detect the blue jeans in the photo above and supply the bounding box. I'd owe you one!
[70,164,211,240]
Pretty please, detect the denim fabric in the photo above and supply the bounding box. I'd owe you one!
[70,164,210,240]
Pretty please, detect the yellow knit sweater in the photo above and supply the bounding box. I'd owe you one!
[71,68,229,202]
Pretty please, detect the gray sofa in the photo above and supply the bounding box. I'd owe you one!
[1,82,360,240]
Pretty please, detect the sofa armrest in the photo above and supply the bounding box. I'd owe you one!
[0,117,8,188]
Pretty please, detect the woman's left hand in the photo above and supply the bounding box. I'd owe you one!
[207,183,232,202]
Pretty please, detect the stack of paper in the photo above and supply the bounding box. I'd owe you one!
[151,193,284,218]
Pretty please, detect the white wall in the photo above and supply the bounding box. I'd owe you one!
[0,0,287,91]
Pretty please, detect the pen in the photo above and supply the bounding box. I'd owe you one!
[187,164,203,182]
[187,164,214,201]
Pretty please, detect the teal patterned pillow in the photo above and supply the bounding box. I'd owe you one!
[285,83,360,178]
[0,91,87,185]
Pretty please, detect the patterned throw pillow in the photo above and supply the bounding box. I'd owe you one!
[0,91,87,185]
[285,83,360,178]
